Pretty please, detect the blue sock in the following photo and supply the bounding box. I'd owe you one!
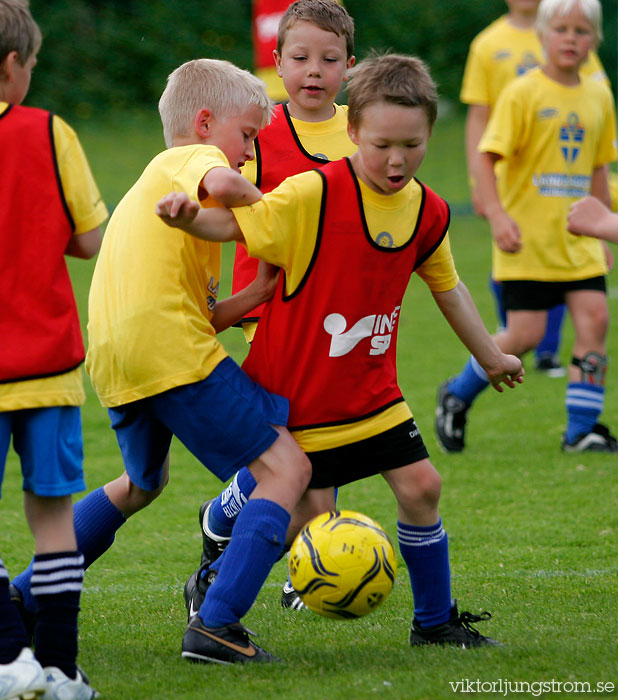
[448,356,490,406]
[0,557,28,663]
[489,277,506,330]
[536,304,566,359]
[398,520,452,628]
[208,468,257,538]
[32,551,84,679]
[565,382,604,443]
[199,498,289,628]
[12,487,125,612]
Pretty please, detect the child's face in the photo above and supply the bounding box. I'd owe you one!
[505,0,540,16]
[207,105,264,172]
[541,4,596,75]
[1,51,37,105]
[274,20,353,122]
[347,102,431,196]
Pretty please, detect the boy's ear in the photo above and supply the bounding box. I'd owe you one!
[0,51,19,82]
[347,121,359,146]
[273,50,283,78]
[343,55,356,81]
[194,108,213,140]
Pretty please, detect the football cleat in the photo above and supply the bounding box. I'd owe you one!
[42,667,97,700]
[181,617,279,665]
[562,423,618,453]
[183,563,217,623]
[0,647,45,700]
[198,499,231,565]
[9,585,36,646]
[409,601,502,648]
[435,379,469,453]
[534,354,566,378]
[280,581,306,611]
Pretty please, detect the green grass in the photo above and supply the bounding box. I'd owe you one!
[2,112,618,699]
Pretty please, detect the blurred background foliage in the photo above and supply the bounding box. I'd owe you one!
[27,0,617,121]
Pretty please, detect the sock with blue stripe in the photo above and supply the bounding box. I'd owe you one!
[535,303,566,359]
[199,498,289,628]
[32,551,84,679]
[11,487,125,613]
[448,356,490,406]
[398,519,452,628]
[565,382,604,443]
[0,557,29,663]
[208,468,257,538]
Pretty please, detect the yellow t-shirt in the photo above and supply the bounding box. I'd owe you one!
[86,145,230,407]
[0,104,108,412]
[480,68,618,282]
[460,15,608,109]
[233,166,459,451]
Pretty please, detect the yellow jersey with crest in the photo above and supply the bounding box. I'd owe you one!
[480,68,617,282]
[86,145,230,407]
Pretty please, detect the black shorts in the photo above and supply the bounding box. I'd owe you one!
[305,418,429,489]
[501,276,606,312]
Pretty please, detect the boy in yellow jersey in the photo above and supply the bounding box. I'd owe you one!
[0,1,106,697]
[193,0,356,612]
[461,0,609,376]
[437,0,617,454]
[12,58,314,666]
[157,53,523,648]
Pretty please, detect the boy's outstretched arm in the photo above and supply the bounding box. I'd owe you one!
[432,280,524,391]
[568,196,618,244]
[156,192,245,243]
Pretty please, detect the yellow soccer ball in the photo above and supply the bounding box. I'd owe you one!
[288,510,397,619]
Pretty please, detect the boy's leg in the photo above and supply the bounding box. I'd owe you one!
[563,289,616,452]
[382,460,500,647]
[182,428,312,663]
[436,310,546,452]
[534,303,567,376]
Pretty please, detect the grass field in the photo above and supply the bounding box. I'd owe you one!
[2,110,617,700]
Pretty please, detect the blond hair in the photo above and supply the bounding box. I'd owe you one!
[347,53,438,130]
[277,0,354,59]
[536,0,602,45]
[158,58,272,148]
[0,0,41,66]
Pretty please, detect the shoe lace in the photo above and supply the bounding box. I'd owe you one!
[456,610,492,638]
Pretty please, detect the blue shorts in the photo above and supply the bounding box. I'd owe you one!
[0,406,85,498]
[108,357,289,491]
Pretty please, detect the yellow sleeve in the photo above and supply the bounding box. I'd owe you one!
[460,33,491,106]
[594,88,618,168]
[479,82,523,159]
[415,233,460,292]
[52,115,108,234]
[232,170,323,294]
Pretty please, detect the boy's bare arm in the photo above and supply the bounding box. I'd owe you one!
[211,261,279,333]
[477,151,522,253]
[568,196,618,244]
[464,104,491,217]
[156,192,245,243]
[65,227,102,259]
[202,167,262,208]
[432,281,524,391]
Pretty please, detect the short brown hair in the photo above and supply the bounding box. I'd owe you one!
[277,0,354,59]
[0,0,41,66]
[347,53,438,130]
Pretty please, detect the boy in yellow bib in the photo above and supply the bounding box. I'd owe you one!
[437,0,617,453]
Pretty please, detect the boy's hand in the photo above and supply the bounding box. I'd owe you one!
[485,354,524,393]
[568,196,609,239]
[156,192,200,227]
[252,261,280,304]
[489,211,522,253]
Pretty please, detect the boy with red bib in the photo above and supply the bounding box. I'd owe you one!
[0,1,106,696]
[157,53,524,648]
[193,0,356,611]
